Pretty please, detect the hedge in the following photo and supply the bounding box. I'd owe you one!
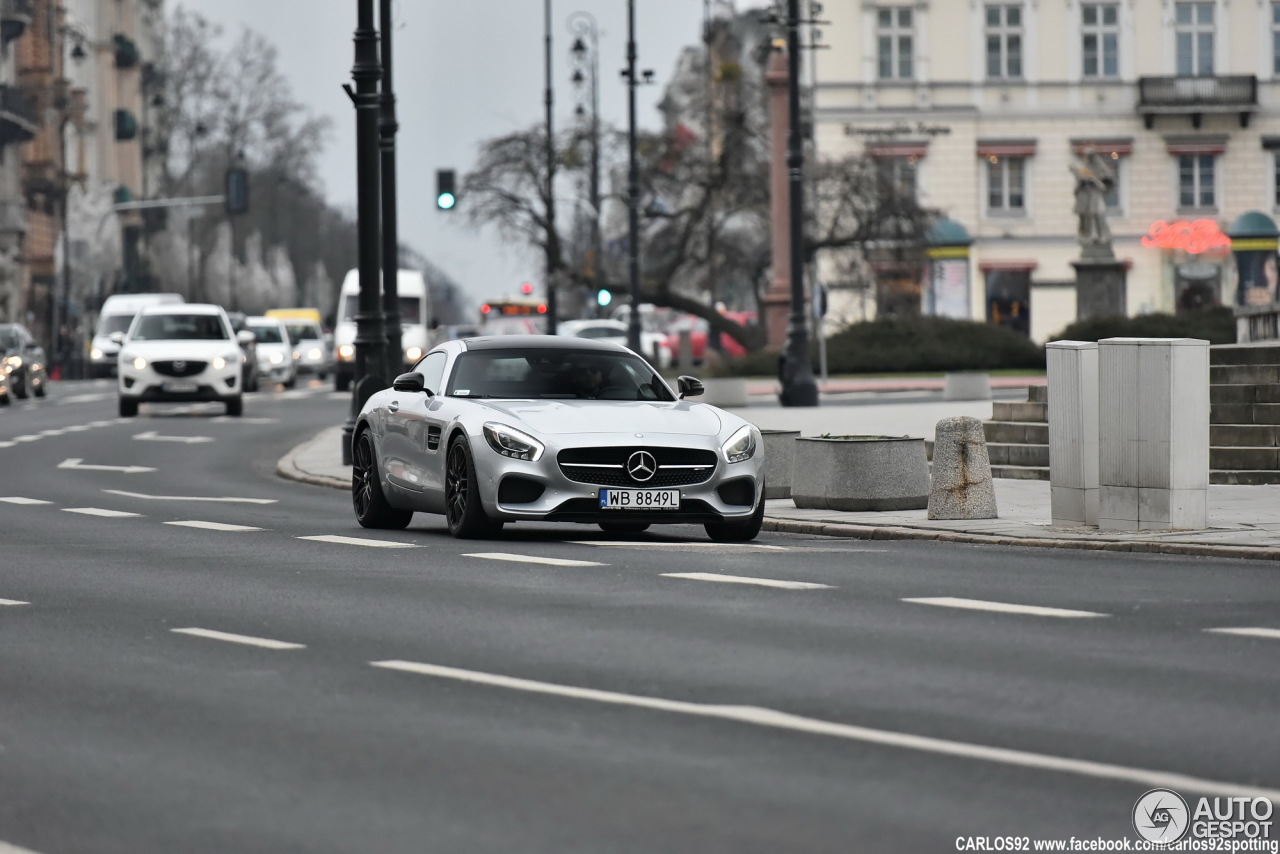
[1047,306,1236,345]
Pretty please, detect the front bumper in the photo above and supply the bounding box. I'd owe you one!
[119,363,240,402]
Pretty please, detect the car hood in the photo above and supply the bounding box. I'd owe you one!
[122,339,239,359]
[476,400,724,436]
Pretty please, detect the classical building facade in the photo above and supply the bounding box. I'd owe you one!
[814,0,1280,341]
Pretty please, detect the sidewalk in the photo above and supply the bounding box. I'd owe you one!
[278,391,1280,561]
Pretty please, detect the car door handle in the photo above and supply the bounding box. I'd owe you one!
[388,401,399,413]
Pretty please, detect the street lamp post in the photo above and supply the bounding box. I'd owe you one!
[543,0,559,335]
[568,11,600,316]
[621,0,653,356]
[341,0,386,465]
[778,0,819,407]
[379,0,402,382]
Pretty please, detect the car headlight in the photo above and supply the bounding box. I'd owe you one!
[307,347,323,360]
[213,353,238,370]
[90,347,104,360]
[338,344,354,361]
[121,353,146,370]
[405,346,424,363]
[721,425,757,463]
[5,355,21,370]
[269,351,285,365]
[482,422,545,462]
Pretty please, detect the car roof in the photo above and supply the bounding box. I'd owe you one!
[138,303,225,316]
[246,316,284,325]
[460,334,626,353]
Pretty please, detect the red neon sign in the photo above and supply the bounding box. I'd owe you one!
[1141,219,1231,254]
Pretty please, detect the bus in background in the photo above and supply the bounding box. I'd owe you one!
[478,297,548,336]
[332,269,431,392]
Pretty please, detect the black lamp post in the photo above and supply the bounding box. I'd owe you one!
[543,0,559,335]
[778,0,819,407]
[379,0,401,382]
[568,11,600,314]
[621,0,653,355]
[341,0,386,465]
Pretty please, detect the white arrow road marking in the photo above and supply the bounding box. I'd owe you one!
[38,429,66,437]
[0,839,46,853]
[172,628,304,650]
[64,424,93,431]
[87,421,116,427]
[0,599,29,606]
[297,534,417,548]
[165,520,264,532]
[63,508,144,518]
[58,458,156,474]
[210,416,277,424]
[60,393,113,404]
[132,431,214,444]
[570,541,787,550]
[903,597,1109,619]
[464,552,605,567]
[1205,627,1280,640]
[370,659,1280,802]
[663,572,832,590]
[0,497,52,505]
[13,435,40,442]
[104,489,276,505]
[0,442,15,448]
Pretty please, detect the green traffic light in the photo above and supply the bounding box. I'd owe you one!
[437,192,456,210]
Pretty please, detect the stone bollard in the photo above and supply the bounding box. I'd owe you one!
[760,429,799,499]
[927,416,998,520]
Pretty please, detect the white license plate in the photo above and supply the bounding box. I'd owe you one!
[599,488,680,510]
[163,381,198,393]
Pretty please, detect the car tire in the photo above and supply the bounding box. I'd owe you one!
[445,437,503,539]
[33,380,45,398]
[0,393,9,406]
[598,521,650,534]
[12,376,27,399]
[225,395,243,417]
[352,430,413,530]
[119,397,138,418]
[704,485,765,542]
[335,373,350,392]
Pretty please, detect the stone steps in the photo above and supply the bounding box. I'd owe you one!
[1211,470,1280,485]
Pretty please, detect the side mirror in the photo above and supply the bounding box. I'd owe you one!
[109,331,125,345]
[236,330,256,347]
[392,371,431,395]
[677,375,704,399]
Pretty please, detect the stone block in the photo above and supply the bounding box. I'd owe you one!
[760,429,799,499]
[1047,340,1099,525]
[791,436,930,511]
[927,416,998,520]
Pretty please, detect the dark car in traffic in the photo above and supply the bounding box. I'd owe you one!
[0,322,49,399]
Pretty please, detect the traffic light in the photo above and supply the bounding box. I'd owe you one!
[520,282,534,295]
[225,167,249,215]
[596,289,611,307]
[436,169,456,210]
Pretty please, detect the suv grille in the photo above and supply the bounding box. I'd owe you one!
[153,360,206,378]
[557,446,717,487]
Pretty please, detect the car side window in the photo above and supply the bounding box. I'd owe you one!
[417,351,447,395]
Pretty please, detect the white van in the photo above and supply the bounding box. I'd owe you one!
[332,269,431,392]
[90,292,184,378]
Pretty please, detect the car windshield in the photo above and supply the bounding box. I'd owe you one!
[285,322,321,342]
[131,314,230,341]
[98,314,135,336]
[0,329,19,349]
[248,324,285,344]
[445,348,676,402]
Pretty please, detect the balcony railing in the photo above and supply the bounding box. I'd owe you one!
[0,0,32,45]
[1137,75,1257,128]
[0,84,37,146]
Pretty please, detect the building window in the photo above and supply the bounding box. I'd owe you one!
[876,7,914,80]
[987,156,1026,214]
[1273,152,1280,209]
[1178,154,1216,210]
[1081,4,1119,78]
[985,5,1023,79]
[1273,3,1280,76]
[1103,157,1124,212]
[877,157,918,200]
[1175,2,1215,77]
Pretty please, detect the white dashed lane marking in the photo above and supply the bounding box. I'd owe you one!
[0,598,29,606]
[1205,627,1280,640]
[297,534,417,548]
[0,497,53,505]
[171,628,305,650]
[165,521,264,532]
[570,540,788,550]
[0,839,46,853]
[464,552,605,567]
[662,572,832,590]
[369,660,1280,801]
[105,489,276,504]
[903,597,1109,619]
[62,508,144,518]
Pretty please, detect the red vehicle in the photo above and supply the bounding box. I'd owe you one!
[666,311,754,364]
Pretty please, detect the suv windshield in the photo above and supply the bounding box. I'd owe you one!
[97,314,135,336]
[248,324,285,344]
[445,348,675,402]
[284,322,321,342]
[131,314,230,341]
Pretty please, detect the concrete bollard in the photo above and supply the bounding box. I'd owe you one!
[943,371,992,401]
[760,429,799,499]
[927,416,998,520]
[1046,341,1099,526]
[677,330,695,372]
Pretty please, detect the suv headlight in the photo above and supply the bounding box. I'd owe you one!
[721,425,757,463]
[405,346,424,363]
[121,353,146,370]
[482,422,545,462]
[269,351,285,365]
[338,344,354,361]
[213,353,238,370]
[4,355,21,370]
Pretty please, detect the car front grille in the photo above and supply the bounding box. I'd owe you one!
[557,446,717,487]
[153,360,207,378]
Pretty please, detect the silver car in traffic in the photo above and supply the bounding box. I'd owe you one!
[351,336,765,540]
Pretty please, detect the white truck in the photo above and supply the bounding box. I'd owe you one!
[332,269,431,392]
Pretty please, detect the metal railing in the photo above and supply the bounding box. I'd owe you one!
[1138,75,1257,110]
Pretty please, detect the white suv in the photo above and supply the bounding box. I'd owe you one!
[115,304,249,417]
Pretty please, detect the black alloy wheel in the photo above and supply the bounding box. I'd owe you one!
[445,437,503,539]
[352,431,413,529]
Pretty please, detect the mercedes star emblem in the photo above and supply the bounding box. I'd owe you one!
[626,450,657,482]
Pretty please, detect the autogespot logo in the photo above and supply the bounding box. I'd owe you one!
[1134,788,1190,843]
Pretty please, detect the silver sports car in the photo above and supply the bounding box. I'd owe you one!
[351,336,765,540]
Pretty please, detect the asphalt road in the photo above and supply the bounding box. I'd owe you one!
[1,380,1278,853]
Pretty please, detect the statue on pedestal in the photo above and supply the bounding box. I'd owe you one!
[1070,147,1116,259]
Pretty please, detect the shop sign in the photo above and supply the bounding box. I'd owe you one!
[1141,219,1231,254]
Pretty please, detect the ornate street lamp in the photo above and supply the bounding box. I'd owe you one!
[543,0,559,335]
[620,0,654,355]
[568,11,601,314]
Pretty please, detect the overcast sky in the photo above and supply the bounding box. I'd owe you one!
[175,0,721,309]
